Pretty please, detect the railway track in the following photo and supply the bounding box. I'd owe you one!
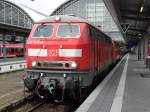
[27,101,77,112]
[0,95,34,112]
[14,100,77,112]
[0,94,78,112]
[21,101,45,112]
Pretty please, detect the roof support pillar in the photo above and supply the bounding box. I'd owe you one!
[23,36,26,57]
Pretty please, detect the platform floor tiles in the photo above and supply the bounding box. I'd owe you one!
[0,71,25,107]
[76,54,150,112]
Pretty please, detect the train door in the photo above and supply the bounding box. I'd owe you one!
[11,48,15,56]
[95,38,98,73]
[99,39,102,70]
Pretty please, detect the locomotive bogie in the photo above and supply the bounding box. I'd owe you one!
[24,69,95,99]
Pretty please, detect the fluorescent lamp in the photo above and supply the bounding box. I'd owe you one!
[140,6,144,13]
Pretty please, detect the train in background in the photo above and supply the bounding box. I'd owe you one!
[24,15,121,102]
[0,34,25,57]
[0,43,24,57]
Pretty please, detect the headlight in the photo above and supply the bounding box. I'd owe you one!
[32,61,36,67]
[71,62,77,68]
[55,16,61,21]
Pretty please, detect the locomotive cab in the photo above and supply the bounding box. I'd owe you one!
[26,19,90,71]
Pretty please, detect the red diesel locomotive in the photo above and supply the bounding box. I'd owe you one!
[24,15,120,101]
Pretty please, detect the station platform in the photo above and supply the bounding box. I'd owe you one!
[0,58,26,73]
[0,71,25,108]
[76,54,150,112]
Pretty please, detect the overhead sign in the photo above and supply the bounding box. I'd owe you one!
[121,23,130,33]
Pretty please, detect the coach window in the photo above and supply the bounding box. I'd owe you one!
[33,25,53,38]
[57,24,80,38]
[6,48,10,53]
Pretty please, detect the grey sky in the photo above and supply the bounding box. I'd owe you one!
[8,0,67,21]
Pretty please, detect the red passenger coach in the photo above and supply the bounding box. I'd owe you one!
[24,15,117,101]
[0,43,24,57]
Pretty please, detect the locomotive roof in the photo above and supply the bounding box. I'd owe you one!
[36,15,88,23]
[36,15,112,41]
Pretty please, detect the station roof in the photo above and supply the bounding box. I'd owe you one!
[114,0,150,40]
[0,0,33,35]
[5,0,150,41]
[7,0,68,22]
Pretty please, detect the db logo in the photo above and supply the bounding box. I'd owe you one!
[48,50,58,56]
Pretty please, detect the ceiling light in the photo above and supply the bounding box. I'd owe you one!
[140,6,144,13]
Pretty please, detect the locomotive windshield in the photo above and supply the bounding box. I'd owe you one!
[57,24,80,38]
[33,25,53,38]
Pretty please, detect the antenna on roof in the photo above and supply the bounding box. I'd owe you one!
[19,3,49,17]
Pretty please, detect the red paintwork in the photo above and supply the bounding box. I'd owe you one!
[147,46,150,55]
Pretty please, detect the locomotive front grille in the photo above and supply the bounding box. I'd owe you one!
[43,63,63,67]
[33,61,77,69]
